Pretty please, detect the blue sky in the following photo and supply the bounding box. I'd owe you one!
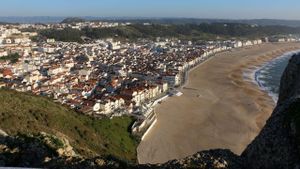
[1,0,300,19]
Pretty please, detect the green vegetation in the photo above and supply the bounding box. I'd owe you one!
[0,53,20,64]
[40,28,83,43]
[61,17,86,23]
[39,23,300,42]
[0,88,138,162]
[29,36,39,42]
[46,134,65,149]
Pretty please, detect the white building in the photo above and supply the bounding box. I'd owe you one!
[162,73,181,86]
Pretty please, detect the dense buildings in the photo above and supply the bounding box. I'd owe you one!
[0,22,298,129]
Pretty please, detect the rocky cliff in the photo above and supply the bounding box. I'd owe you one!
[241,53,300,169]
[1,54,300,168]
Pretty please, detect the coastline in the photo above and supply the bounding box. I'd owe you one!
[137,42,300,164]
[250,49,300,103]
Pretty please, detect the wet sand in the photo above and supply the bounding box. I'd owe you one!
[137,43,300,164]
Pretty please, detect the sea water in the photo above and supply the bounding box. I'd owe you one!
[254,50,300,103]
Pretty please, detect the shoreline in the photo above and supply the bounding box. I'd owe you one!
[227,44,300,129]
[137,42,300,164]
[250,49,300,103]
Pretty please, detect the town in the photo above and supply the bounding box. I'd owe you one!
[0,21,299,134]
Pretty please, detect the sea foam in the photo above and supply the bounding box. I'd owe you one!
[247,49,300,103]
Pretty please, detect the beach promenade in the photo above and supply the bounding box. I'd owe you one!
[137,42,300,164]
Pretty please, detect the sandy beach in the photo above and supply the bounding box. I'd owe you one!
[137,42,300,164]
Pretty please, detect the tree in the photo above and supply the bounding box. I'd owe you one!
[0,53,20,64]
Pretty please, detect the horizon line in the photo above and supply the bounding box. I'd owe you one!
[0,16,300,21]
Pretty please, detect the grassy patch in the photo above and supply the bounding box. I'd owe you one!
[0,89,138,162]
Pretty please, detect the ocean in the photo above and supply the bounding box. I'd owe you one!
[254,50,300,103]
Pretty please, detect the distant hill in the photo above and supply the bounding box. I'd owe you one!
[86,17,300,27]
[235,19,300,27]
[1,16,300,27]
[61,17,86,24]
[40,23,300,42]
[99,18,300,27]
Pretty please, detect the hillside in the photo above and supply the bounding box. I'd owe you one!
[0,89,138,162]
[2,17,300,27]
[40,23,300,42]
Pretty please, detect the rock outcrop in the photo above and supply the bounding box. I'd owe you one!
[0,133,242,169]
[154,150,242,169]
[0,132,76,167]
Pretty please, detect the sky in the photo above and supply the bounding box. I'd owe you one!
[1,0,300,20]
